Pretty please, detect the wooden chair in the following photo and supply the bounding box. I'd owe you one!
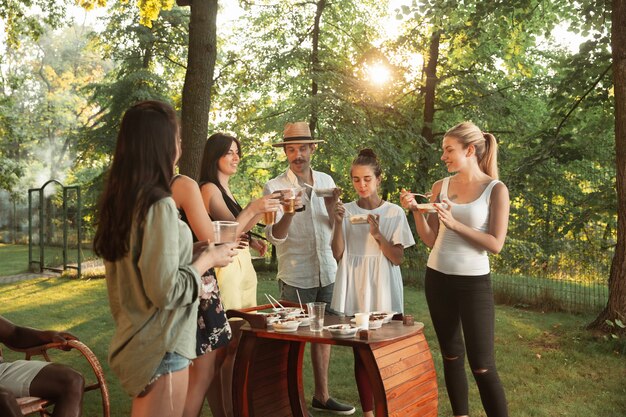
[0,339,110,417]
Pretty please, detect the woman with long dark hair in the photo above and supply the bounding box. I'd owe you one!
[94,100,236,417]
[199,132,277,310]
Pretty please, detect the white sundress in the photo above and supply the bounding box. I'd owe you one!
[331,201,415,316]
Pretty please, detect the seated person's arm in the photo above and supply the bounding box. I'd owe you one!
[0,315,76,349]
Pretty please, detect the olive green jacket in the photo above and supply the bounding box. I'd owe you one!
[104,197,200,396]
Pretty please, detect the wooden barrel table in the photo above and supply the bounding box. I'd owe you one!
[227,305,438,417]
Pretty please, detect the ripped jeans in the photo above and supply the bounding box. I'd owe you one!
[425,267,508,417]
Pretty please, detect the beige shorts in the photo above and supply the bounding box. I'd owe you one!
[0,360,50,397]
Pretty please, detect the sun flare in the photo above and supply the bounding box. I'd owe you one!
[365,63,391,86]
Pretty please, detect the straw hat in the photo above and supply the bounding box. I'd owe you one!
[272,121,324,147]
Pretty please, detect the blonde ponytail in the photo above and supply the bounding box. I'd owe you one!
[444,122,499,179]
[481,132,499,179]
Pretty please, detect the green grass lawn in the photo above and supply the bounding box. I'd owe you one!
[1,271,625,416]
[0,243,96,276]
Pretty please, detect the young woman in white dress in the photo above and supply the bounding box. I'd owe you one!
[330,148,414,417]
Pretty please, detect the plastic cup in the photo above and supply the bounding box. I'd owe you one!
[354,312,370,330]
[264,211,276,225]
[212,221,239,244]
[307,302,326,332]
[281,188,297,214]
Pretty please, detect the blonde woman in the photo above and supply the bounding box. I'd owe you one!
[401,122,510,417]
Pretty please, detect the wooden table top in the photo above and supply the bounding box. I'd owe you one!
[228,304,425,348]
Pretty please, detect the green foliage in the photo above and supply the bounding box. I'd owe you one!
[0,0,71,46]
[78,2,188,160]
[0,157,23,195]
[604,316,626,354]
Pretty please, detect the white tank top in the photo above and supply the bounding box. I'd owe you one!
[427,177,500,276]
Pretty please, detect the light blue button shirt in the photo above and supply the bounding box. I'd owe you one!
[263,169,337,289]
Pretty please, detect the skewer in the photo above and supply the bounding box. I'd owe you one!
[267,294,285,309]
[296,289,304,311]
[265,294,277,309]
[410,192,432,199]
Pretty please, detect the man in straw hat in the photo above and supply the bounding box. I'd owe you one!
[263,121,354,416]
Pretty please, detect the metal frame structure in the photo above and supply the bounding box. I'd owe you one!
[28,179,82,277]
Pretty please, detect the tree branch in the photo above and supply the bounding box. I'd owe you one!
[555,63,612,138]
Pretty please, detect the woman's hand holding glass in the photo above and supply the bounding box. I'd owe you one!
[250,192,281,215]
[192,240,237,272]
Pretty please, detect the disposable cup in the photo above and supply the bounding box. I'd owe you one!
[307,302,326,332]
[354,312,370,330]
[282,198,295,213]
[264,211,276,225]
[212,221,239,244]
[281,188,297,214]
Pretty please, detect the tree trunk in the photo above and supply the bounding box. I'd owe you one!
[414,29,441,191]
[179,0,218,180]
[589,0,626,332]
[421,29,440,144]
[309,0,326,137]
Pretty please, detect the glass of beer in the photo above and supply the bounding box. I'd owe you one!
[264,211,276,225]
[281,188,297,214]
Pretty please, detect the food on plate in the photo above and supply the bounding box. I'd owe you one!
[368,318,384,329]
[272,319,300,332]
[262,312,281,325]
[415,202,448,213]
[326,324,359,338]
[349,214,380,225]
[314,187,335,197]
[293,314,311,326]
[370,311,397,323]
[273,307,302,318]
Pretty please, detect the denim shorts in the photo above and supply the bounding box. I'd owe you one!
[150,352,191,383]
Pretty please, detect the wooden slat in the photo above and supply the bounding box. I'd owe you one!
[383,360,436,390]
[378,346,433,378]
[384,368,437,399]
[389,392,439,417]
[388,377,438,406]
[16,396,51,415]
[372,333,426,359]
[251,374,289,397]
[375,338,431,369]
[252,394,291,417]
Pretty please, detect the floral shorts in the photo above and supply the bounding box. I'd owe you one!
[196,268,232,355]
